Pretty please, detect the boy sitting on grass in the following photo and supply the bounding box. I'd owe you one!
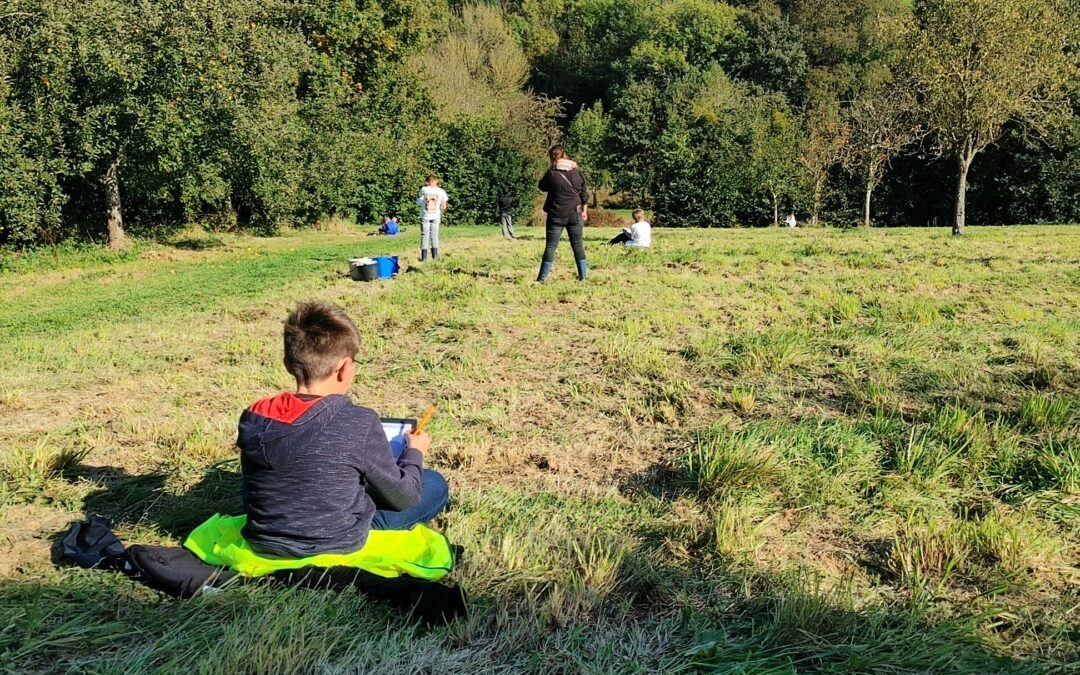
[608,209,652,248]
[378,212,400,236]
[238,301,448,558]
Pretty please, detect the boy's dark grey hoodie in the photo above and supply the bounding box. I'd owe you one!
[237,392,423,558]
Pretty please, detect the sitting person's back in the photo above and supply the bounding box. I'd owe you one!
[380,214,399,235]
[608,209,652,248]
[238,302,446,558]
[628,213,651,247]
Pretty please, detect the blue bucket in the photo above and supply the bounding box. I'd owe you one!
[374,256,399,279]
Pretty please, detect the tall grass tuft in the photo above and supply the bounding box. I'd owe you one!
[1,441,90,500]
[726,386,756,415]
[727,331,810,375]
[1027,435,1080,494]
[1019,394,1074,431]
[891,427,961,482]
[888,520,967,592]
[0,387,26,410]
[713,497,770,561]
[684,425,783,494]
[827,293,862,323]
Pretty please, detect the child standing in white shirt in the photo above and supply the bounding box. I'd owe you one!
[417,175,449,261]
[609,209,651,248]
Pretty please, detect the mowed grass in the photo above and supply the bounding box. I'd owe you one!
[1,224,1078,673]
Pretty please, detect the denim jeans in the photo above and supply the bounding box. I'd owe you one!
[370,469,449,530]
[542,213,586,263]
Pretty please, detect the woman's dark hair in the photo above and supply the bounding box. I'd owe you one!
[548,145,567,162]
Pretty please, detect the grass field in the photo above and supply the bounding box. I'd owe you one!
[1,225,1078,673]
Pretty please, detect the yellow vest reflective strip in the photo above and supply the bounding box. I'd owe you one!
[183,514,454,580]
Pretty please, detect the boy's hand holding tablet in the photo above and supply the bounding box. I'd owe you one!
[381,405,435,459]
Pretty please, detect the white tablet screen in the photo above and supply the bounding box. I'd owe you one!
[380,418,416,459]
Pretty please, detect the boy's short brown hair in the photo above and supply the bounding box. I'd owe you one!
[283,302,361,386]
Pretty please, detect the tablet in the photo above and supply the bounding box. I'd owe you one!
[380,417,417,460]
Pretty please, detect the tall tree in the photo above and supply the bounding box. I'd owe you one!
[727,5,809,105]
[842,83,921,227]
[565,101,609,206]
[749,104,804,226]
[798,102,848,226]
[903,0,1079,234]
[786,0,910,101]
[411,4,556,224]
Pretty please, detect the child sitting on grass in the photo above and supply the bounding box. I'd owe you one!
[608,209,652,248]
[238,301,448,558]
[379,212,399,236]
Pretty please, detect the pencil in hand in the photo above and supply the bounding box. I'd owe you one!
[413,404,436,435]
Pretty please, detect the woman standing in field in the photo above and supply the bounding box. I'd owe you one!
[536,146,589,282]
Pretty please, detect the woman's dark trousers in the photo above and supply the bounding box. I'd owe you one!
[537,215,587,281]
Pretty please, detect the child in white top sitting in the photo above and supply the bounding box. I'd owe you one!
[609,209,651,248]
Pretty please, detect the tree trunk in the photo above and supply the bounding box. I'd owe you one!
[811,176,825,227]
[772,191,779,227]
[953,151,972,236]
[103,153,127,249]
[864,174,874,228]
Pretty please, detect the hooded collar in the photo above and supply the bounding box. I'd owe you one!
[248,392,326,424]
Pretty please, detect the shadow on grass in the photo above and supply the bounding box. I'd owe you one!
[76,460,242,541]
[33,457,1059,672]
[612,452,1063,672]
[0,571,469,673]
[671,571,1033,673]
[616,460,691,501]
[169,235,226,251]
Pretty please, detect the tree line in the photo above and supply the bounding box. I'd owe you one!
[511,0,1080,233]
[2,0,1078,248]
[1,1,555,248]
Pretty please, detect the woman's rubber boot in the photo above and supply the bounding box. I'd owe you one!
[431,248,439,260]
[576,259,588,281]
[420,249,427,262]
[536,261,553,283]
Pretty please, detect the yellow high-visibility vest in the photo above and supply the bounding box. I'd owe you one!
[184,514,454,580]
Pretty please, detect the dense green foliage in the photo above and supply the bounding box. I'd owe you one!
[0,0,550,246]
[2,0,1079,244]
[500,0,1080,228]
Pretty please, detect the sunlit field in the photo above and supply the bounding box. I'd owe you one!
[1,225,1077,673]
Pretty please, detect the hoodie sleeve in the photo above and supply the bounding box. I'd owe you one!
[575,170,588,206]
[355,410,424,511]
[538,169,552,193]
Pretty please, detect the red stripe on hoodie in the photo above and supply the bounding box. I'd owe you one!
[249,392,322,424]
